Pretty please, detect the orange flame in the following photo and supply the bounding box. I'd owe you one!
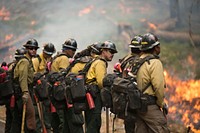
[5,34,13,41]
[0,6,10,21]
[165,70,200,132]
[31,20,37,26]
[187,55,195,65]
[78,5,94,16]
[147,22,157,31]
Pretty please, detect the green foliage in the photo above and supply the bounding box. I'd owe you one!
[159,41,199,79]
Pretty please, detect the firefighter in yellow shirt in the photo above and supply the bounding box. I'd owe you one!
[32,43,56,133]
[135,33,169,133]
[120,35,143,133]
[50,38,81,133]
[85,41,118,133]
[11,39,39,133]
[57,42,101,133]
[71,42,102,73]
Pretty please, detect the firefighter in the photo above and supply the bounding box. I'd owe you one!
[32,43,56,133]
[50,38,84,133]
[71,42,102,73]
[10,38,39,133]
[57,42,102,133]
[135,33,169,133]
[120,35,143,133]
[4,48,27,133]
[84,41,118,133]
[120,35,143,76]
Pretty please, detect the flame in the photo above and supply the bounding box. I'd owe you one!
[5,34,13,41]
[31,20,37,26]
[165,70,200,132]
[78,5,94,16]
[0,6,10,21]
[147,22,157,31]
[187,55,195,65]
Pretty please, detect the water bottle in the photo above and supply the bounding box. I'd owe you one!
[10,95,15,108]
[86,92,95,109]
[37,79,41,85]
[66,101,73,108]
[50,102,56,113]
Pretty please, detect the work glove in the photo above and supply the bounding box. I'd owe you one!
[22,91,29,104]
[162,103,168,115]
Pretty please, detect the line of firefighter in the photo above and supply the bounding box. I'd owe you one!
[1,32,169,133]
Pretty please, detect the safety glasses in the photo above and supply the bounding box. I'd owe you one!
[27,47,38,50]
[108,49,115,54]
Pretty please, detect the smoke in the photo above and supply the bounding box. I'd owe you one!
[1,0,200,64]
[34,0,118,53]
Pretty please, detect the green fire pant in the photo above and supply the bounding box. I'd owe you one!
[63,107,84,133]
[34,100,52,133]
[51,109,64,133]
[85,93,102,133]
[135,105,170,133]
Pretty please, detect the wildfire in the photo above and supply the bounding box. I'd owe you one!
[165,70,200,132]
[0,6,10,21]
[78,5,94,17]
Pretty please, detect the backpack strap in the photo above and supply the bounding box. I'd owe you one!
[130,55,159,93]
[80,56,107,74]
[35,54,42,64]
[64,58,80,75]
[141,82,152,93]
[120,55,136,71]
[80,56,107,84]
[131,55,159,75]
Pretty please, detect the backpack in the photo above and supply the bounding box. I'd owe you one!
[32,56,46,101]
[46,54,75,110]
[33,72,50,101]
[0,67,13,105]
[0,57,29,105]
[102,55,158,119]
[65,56,102,113]
[47,55,94,111]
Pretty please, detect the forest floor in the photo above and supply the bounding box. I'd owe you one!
[0,106,125,133]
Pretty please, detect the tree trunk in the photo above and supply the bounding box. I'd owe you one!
[169,0,180,26]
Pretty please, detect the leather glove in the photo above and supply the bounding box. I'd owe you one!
[22,91,29,104]
[162,103,168,115]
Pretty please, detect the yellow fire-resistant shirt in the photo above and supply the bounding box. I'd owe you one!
[70,56,94,74]
[70,62,86,74]
[51,54,70,72]
[14,53,34,92]
[32,53,51,73]
[86,56,107,89]
[136,53,166,108]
